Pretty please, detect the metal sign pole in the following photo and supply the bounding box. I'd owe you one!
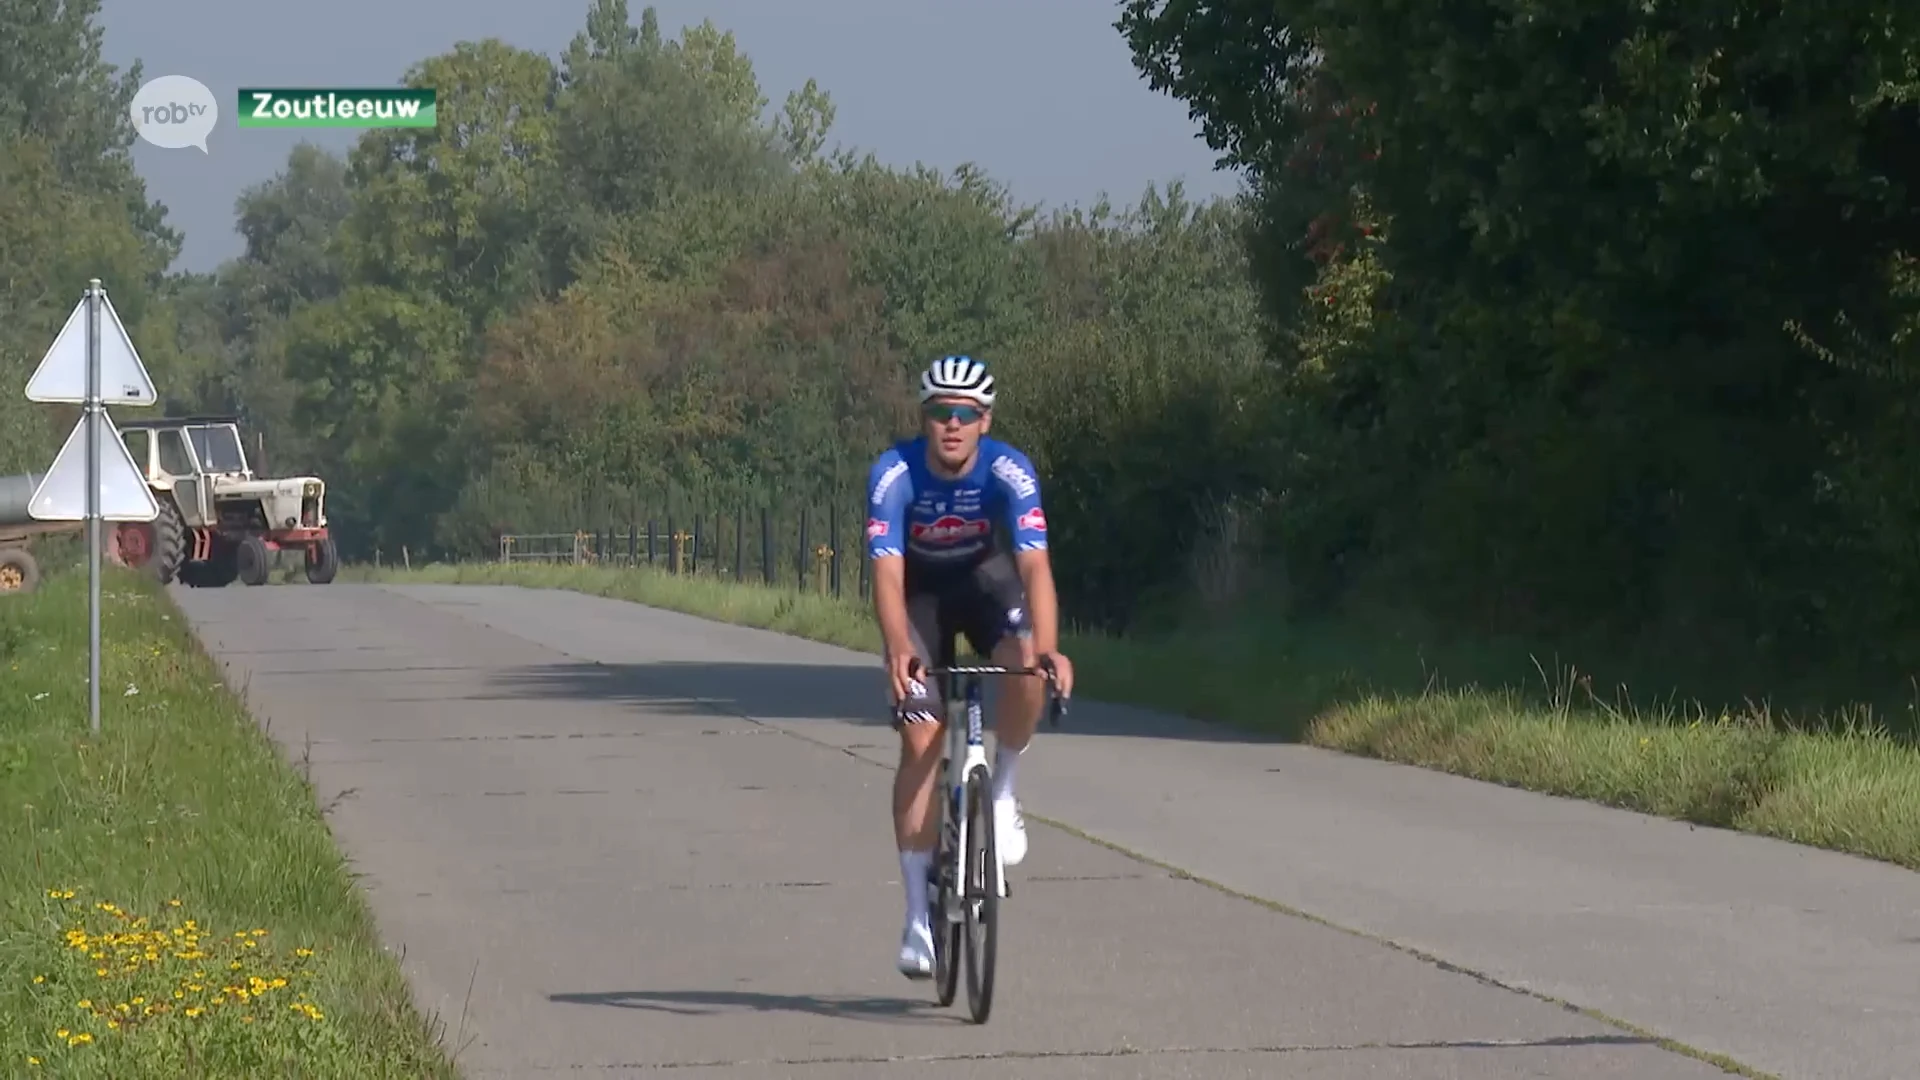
[86,279,102,737]
[23,277,159,739]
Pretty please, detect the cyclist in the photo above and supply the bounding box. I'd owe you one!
[864,354,1075,980]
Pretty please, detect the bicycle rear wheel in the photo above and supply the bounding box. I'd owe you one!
[932,759,961,1006]
[961,762,998,1023]
[934,885,962,1005]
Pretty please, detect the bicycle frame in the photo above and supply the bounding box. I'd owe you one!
[922,663,1066,911]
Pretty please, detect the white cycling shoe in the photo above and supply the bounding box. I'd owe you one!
[897,918,935,979]
[995,797,1028,866]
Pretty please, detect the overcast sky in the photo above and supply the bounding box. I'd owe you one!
[96,0,1242,274]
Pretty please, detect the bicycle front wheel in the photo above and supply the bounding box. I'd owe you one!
[961,762,998,1023]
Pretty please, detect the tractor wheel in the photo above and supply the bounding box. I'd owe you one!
[237,535,273,587]
[305,535,339,585]
[0,547,38,596]
[112,498,186,584]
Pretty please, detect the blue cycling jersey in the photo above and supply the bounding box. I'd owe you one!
[865,435,1048,566]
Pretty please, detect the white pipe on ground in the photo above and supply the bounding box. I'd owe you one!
[0,473,47,528]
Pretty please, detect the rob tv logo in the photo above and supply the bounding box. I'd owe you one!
[129,75,219,153]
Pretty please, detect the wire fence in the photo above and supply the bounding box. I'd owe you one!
[490,503,877,601]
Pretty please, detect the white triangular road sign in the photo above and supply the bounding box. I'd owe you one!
[23,292,158,405]
[28,412,160,522]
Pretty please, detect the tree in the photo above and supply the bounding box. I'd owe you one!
[0,0,181,471]
[1119,0,1920,664]
[0,0,178,263]
[338,38,559,327]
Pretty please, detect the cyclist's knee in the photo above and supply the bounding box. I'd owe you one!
[990,633,1034,669]
[897,717,943,760]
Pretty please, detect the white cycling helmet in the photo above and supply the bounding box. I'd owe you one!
[918,355,996,407]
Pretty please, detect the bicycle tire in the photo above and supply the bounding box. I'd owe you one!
[962,762,998,1023]
[932,758,961,1006]
[935,889,962,1005]
[933,868,961,1004]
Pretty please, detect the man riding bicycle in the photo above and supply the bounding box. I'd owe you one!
[865,354,1076,980]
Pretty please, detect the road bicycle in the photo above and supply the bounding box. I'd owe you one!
[913,657,1067,1024]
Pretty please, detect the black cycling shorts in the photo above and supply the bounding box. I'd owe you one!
[895,552,1031,726]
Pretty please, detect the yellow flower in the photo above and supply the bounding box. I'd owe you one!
[166,899,181,907]
[69,1032,92,1045]
[32,975,43,984]
[27,1056,40,1066]
[76,1000,90,1010]
[184,1007,202,1018]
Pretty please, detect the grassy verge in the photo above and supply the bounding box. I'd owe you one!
[0,565,457,1076]
[343,561,1920,873]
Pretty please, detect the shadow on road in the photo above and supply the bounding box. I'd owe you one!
[467,660,1272,744]
[547,988,961,1024]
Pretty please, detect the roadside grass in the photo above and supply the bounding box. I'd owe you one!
[341,561,1920,873]
[0,565,457,1077]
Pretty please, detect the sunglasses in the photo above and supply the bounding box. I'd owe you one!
[923,403,986,425]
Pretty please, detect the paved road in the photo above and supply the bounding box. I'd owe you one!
[169,583,1920,1079]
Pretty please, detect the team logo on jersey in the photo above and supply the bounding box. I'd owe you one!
[911,515,991,543]
[866,518,889,538]
[1017,507,1047,533]
[871,460,908,505]
[991,455,1037,499]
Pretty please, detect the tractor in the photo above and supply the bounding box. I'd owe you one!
[110,415,339,587]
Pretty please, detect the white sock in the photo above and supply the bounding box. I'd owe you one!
[993,742,1022,803]
[901,849,932,930]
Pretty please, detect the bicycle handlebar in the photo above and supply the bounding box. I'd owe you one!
[911,658,1070,727]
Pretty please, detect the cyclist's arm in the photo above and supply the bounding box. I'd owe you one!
[992,449,1061,656]
[871,555,915,659]
[866,453,916,659]
[1014,548,1061,657]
